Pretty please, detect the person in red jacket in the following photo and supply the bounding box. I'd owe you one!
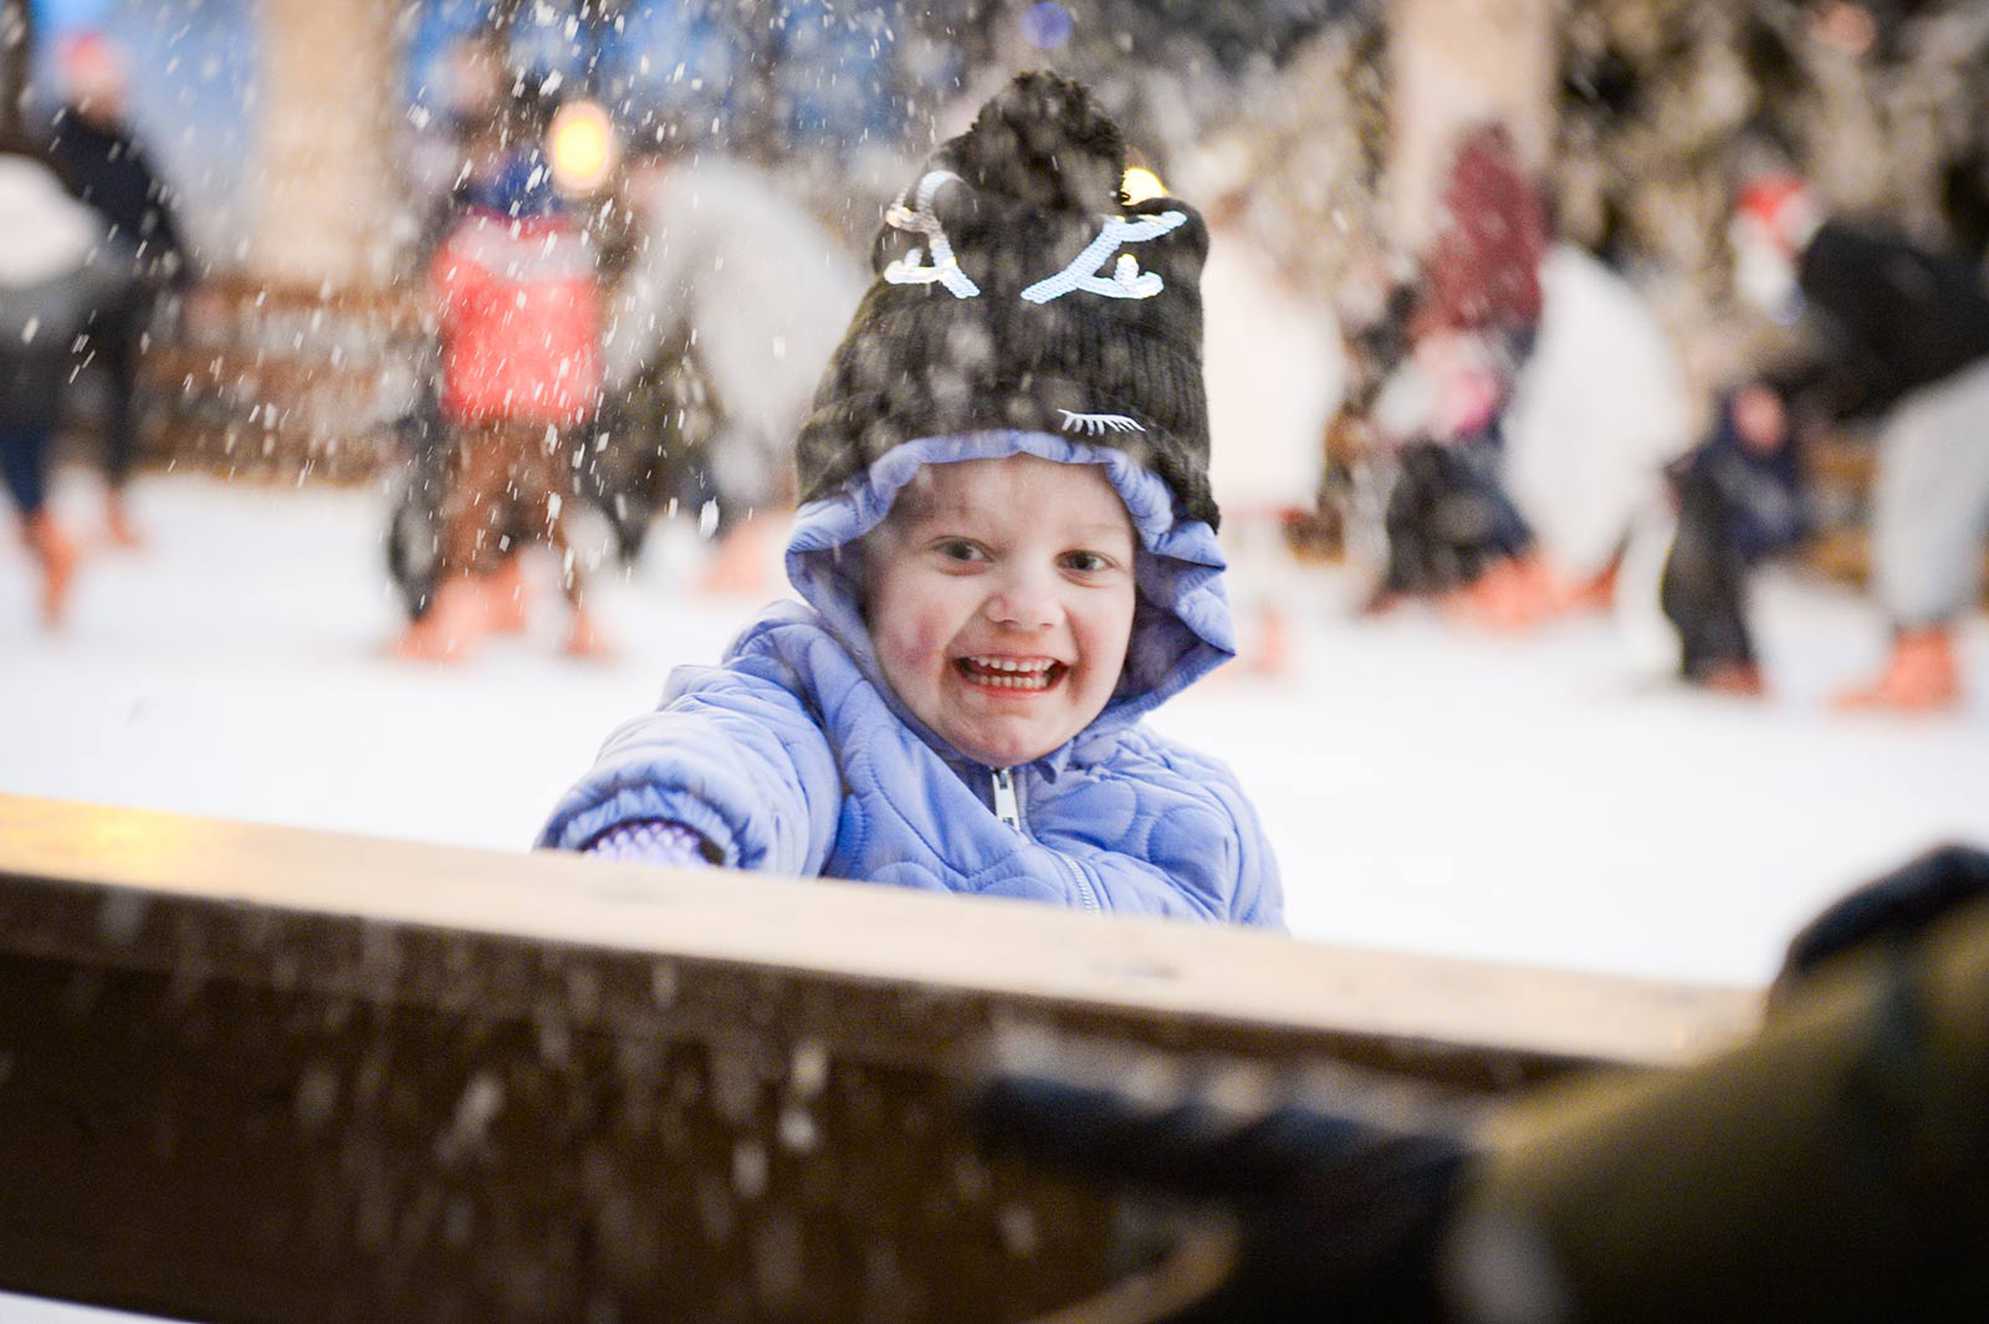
[395,153,609,662]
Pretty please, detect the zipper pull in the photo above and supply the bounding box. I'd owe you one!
[991,767,1023,834]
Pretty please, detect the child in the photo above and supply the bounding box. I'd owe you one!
[538,73,1282,926]
[1657,382,1809,696]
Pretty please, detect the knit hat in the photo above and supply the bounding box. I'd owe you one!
[794,72,1219,529]
[1732,174,1822,259]
[463,152,565,219]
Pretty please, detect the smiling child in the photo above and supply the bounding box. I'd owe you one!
[537,73,1282,925]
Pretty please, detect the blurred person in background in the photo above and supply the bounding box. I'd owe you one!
[385,30,527,631]
[1368,123,1550,627]
[1498,238,1696,628]
[46,30,191,550]
[393,150,608,663]
[1197,171,1344,677]
[1730,173,1989,711]
[0,131,134,627]
[1654,381,1812,696]
[598,128,866,597]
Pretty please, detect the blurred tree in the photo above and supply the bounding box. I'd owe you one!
[1,0,29,137]
[253,0,398,287]
[1551,0,1989,392]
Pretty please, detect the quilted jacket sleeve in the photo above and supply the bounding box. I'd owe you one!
[1196,758,1286,930]
[1223,783,1285,930]
[536,654,842,877]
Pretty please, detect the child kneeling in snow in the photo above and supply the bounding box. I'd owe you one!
[537,74,1282,926]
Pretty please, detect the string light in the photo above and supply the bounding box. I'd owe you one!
[547,99,619,195]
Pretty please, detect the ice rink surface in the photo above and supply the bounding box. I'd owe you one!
[5,472,1987,989]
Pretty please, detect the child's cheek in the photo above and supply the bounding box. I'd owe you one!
[878,614,945,676]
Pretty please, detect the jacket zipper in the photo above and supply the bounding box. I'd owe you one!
[991,767,1101,914]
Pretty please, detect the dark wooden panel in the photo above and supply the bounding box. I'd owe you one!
[0,796,1757,1321]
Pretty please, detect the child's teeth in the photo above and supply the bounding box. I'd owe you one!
[960,657,1059,687]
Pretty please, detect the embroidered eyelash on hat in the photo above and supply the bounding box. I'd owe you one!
[1059,409,1145,435]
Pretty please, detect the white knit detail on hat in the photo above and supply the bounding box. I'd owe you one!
[1058,409,1145,435]
[882,170,981,299]
[1020,210,1187,304]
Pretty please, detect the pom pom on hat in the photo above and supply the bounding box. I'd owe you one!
[942,71,1126,215]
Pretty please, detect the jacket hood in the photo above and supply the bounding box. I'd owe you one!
[784,430,1234,773]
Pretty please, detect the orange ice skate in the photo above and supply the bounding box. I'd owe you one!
[562,606,614,661]
[104,492,144,550]
[393,576,487,663]
[1245,603,1296,677]
[1697,661,1766,698]
[24,511,78,627]
[698,517,778,597]
[1444,554,1557,631]
[1833,628,1960,713]
[1549,560,1618,615]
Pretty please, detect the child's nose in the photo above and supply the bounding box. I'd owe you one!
[983,570,1060,631]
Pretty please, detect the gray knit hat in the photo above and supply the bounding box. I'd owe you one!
[794,72,1218,529]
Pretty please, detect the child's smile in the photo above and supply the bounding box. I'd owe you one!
[954,654,1066,691]
[865,455,1137,768]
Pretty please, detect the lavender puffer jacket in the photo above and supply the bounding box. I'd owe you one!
[537,431,1283,927]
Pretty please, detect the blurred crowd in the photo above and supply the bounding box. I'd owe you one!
[5,0,1988,712]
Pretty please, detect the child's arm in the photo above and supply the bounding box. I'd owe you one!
[1166,748,1285,930]
[537,661,842,877]
[1215,777,1285,930]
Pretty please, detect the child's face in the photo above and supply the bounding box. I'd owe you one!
[865,455,1138,769]
[1733,385,1787,454]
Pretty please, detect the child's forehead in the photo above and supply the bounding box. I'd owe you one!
[890,456,1129,527]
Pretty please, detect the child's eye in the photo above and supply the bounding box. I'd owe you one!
[933,538,989,563]
[1060,550,1117,574]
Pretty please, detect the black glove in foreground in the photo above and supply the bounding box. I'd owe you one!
[971,1033,1481,1323]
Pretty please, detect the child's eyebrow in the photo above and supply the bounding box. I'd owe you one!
[892,498,978,529]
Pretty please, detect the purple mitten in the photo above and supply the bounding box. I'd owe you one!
[582,819,716,868]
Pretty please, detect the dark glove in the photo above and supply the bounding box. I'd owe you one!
[1775,843,1989,998]
[971,1033,1480,1323]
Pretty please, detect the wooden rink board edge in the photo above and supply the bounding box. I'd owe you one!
[0,794,1760,1070]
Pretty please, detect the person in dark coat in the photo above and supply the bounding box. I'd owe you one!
[1730,174,1989,711]
[45,31,193,549]
[0,132,133,625]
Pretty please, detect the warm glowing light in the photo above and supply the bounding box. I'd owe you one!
[548,100,619,195]
[1120,166,1166,205]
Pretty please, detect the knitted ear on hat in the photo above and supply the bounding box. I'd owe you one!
[797,71,1219,530]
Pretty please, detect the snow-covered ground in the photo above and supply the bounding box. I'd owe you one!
[5,470,1988,990]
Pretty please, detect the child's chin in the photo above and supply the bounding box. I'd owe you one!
[953,724,1066,769]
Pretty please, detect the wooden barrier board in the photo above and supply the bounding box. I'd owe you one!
[0,795,1757,1322]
